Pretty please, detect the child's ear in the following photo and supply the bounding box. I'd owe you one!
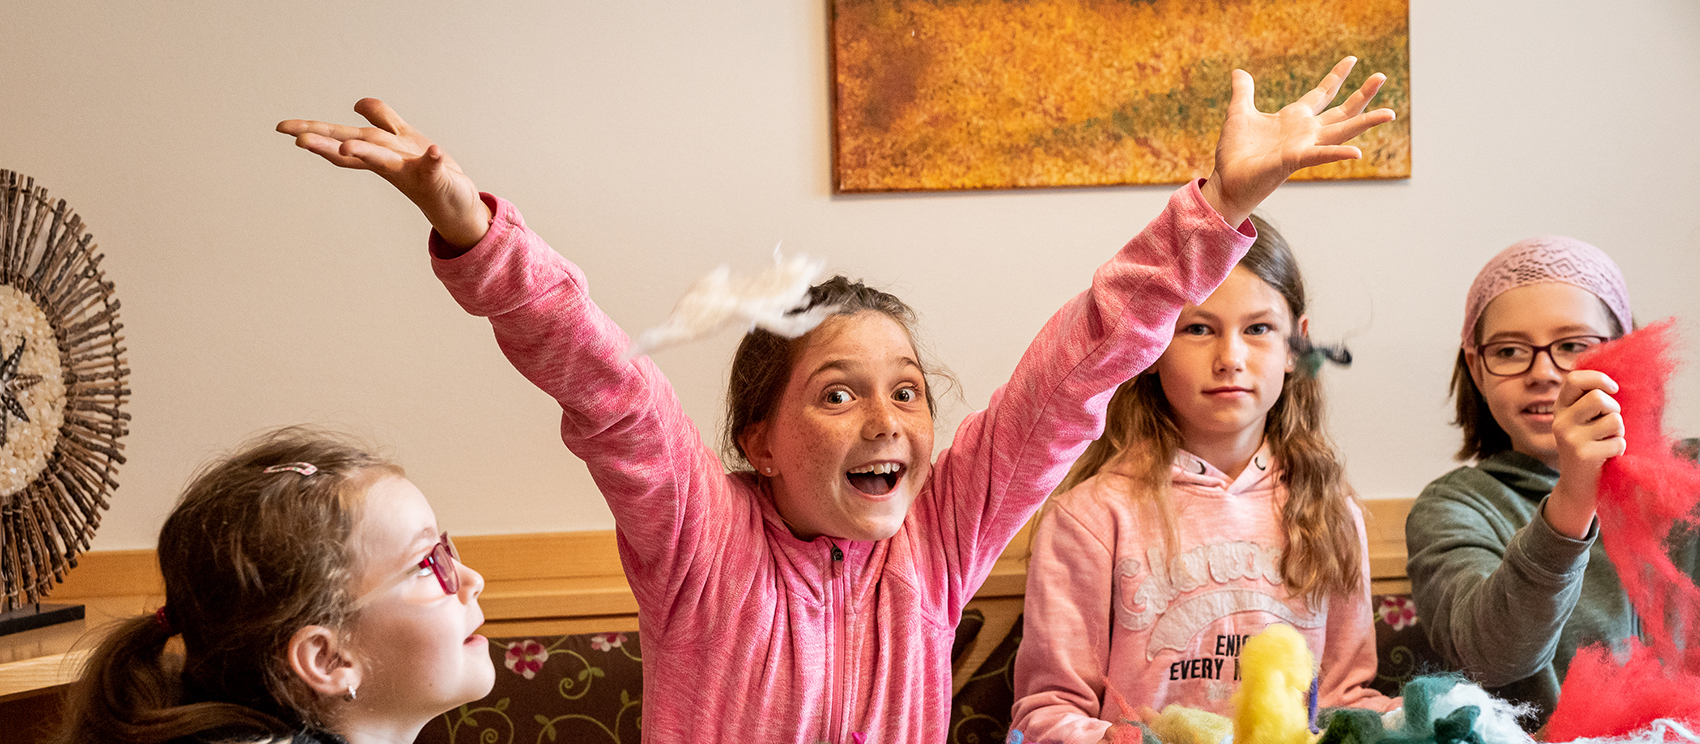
[288,625,360,701]
[1286,314,1312,373]
[738,420,775,476]
[1464,347,1486,389]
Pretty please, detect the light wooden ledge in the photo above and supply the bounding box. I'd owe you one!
[3,497,1416,701]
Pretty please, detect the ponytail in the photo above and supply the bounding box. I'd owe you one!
[56,614,291,744]
[54,427,397,744]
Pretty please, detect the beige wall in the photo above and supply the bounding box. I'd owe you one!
[3,1,1697,550]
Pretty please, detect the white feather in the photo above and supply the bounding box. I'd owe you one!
[624,246,836,359]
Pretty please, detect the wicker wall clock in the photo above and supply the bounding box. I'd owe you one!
[0,170,129,630]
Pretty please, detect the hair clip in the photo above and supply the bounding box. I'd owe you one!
[263,462,319,476]
[1290,337,1353,378]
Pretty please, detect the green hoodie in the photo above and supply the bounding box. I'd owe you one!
[1405,450,1700,730]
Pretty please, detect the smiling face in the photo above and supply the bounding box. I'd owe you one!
[345,476,495,722]
[742,311,935,542]
[1153,267,1303,456]
[1467,282,1618,466]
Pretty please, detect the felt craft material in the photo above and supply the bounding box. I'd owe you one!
[1150,704,1236,744]
[623,247,837,359]
[1366,676,1530,744]
[1233,624,1318,744]
[1571,319,1700,671]
[1558,719,1700,744]
[1542,320,1700,740]
[1546,642,1700,742]
[1428,680,1533,744]
[1315,707,1387,744]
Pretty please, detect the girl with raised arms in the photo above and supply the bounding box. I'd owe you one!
[276,58,1393,742]
[1011,216,1394,744]
[54,428,494,744]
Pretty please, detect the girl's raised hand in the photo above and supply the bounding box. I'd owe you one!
[277,99,492,250]
[1546,370,1626,538]
[1200,56,1396,228]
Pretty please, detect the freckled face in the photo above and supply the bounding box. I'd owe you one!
[1468,283,1617,466]
[346,476,494,720]
[745,312,934,542]
[1153,267,1300,447]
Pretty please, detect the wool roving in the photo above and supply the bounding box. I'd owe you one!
[623,248,837,359]
[1571,320,1700,671]
[1546,319,1700,740]
[1546,642,1700,742]
[1233,624,1318,744]
[1149,704,1235,744]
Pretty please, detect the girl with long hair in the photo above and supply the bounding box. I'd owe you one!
[1012,217,1391,744]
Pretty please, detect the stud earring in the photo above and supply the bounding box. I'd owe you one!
[764,467,774,475]
[344,684,357,702]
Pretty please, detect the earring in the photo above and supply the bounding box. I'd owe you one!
[764,467,773,475]
[344,684,357,702]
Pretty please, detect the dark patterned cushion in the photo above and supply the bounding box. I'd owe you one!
[416,631,645,744]
[949,613,1023,744]
[416,611,986,744]
[1367,594,1445,696]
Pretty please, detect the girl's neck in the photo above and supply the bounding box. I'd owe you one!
[332,713,428,744]
[1179,420,1266,480]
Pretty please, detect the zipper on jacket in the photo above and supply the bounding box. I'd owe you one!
[827,540,847,742]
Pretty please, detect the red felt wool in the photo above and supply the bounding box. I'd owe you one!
[1547,320,1700,740]
[1547,642,1700,741]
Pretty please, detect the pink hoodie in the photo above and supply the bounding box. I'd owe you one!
[428,182,1251,743]
[1012,445,1393,744]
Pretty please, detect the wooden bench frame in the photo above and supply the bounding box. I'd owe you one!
[1,497,1413,705]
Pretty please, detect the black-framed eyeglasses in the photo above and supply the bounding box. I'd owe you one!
[349,532,459,611]
[1475,336,1609,377]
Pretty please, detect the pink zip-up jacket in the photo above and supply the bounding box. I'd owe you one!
[427,181,1251,743]
[1012,445,1393,744]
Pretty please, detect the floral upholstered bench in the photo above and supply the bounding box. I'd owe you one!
[419,599,1443,744]
[415,610,992,744]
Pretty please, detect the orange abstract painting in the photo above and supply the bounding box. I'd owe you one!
[830,0,1410,192]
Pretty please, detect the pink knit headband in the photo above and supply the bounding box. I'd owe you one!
[1460,235,1632,349]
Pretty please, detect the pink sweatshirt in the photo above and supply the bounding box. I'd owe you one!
[1012,445,1392,744]
[428,182,1251,743]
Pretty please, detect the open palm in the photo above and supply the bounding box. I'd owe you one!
[1203,57,1395,227]
[278,98,491,249]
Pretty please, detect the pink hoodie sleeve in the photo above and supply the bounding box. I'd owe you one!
[1011,492,1119,744]
[428,195,742,619]
[1317,500,1399,712]
[912,180,1254,614]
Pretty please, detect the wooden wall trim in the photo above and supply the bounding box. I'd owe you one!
[41,497,1418,622]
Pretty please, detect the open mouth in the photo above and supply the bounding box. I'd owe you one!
[846,462,904,497]
[1524,401,1556,416]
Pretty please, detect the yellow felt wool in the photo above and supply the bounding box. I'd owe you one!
[1231,624,1318,744]
[1151,704,1234,744]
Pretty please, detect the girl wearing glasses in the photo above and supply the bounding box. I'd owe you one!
[1405,237,1699,729]
[55,428,494,744]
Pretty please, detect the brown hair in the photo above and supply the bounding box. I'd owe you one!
[56,427,400,744]
[1449,302,1627,461]
[1053,215,1361,601]
[721,275,953,470]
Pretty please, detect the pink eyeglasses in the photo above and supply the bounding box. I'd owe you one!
[350,532,460,611]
